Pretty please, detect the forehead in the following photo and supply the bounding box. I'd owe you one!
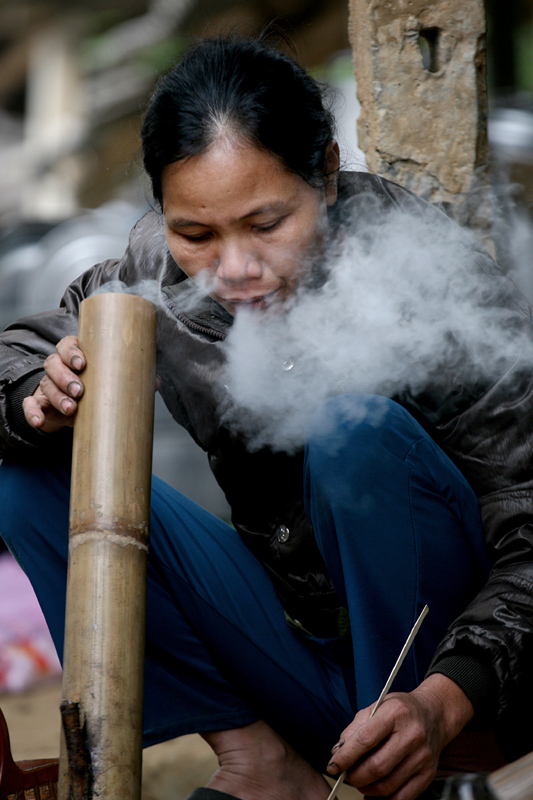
[160,140,314,222]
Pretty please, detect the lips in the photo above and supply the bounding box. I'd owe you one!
[234,296,267,306]
[219,288,280,312]
[227,298,268,313]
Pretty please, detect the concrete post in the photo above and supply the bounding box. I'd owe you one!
[348,0,492,245]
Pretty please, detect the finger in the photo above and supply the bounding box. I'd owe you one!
[23,393,47,429]
[344,737,413,791]
[354,746,432,797]
[329,707,373,757]
[23,391,75,432]
[43,353,84,399]
[37,374,79,417]
[56,335,86,372]
[328,711,394,774]
[344,709,432,787]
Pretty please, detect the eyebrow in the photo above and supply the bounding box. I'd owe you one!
[167,202,290,229]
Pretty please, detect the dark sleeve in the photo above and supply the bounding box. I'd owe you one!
[355,172,533,748]
[415,342,533,755]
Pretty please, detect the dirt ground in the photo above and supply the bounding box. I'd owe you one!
[1,679,360,800]
[1,678,218,800]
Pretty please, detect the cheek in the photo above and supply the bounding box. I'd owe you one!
[166,242,211,281]
[273,217,325,275]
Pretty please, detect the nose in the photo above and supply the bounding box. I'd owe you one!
[215,241,263,283]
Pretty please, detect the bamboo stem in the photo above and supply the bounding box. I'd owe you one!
[488,752,533,800]
[58,292,157,800]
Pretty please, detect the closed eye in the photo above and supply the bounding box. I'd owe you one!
[253,216,286,233]
[180,231,213,242]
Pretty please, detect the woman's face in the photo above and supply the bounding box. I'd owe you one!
[161,138,339,315]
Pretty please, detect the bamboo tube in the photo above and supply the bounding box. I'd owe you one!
[488,752,533,800]
[58,292,157,800]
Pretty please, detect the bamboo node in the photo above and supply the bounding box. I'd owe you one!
[69,530,149,552]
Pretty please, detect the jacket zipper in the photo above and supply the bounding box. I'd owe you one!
[177,312,227,341]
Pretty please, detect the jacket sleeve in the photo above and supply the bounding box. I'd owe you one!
[426,359,533,753]
[0,258,122,455]
[367,174,533,750]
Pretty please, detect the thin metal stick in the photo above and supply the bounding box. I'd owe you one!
[327,605,429,800]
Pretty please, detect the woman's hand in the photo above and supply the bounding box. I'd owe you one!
[23,335,86,433]
[327,674,474,800]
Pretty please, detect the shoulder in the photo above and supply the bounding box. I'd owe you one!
[119,210,186,287]
[336,170,449,219]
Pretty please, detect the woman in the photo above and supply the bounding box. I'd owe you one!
[0,35,532,800]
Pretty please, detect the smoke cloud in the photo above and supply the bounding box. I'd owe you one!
[219,194,533,452]
[93,279,162,305]
[92,274,209,316]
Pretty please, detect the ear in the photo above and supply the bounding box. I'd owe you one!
[324,140,340,206]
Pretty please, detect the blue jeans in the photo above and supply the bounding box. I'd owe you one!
[0,394,490,770]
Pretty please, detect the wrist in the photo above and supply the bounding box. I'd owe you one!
[414,673,474,745]
[427,655,499,726]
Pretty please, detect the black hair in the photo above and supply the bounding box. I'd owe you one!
[141,35,336,205]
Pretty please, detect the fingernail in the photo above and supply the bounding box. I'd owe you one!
[71,355,83,371]
[60,398,74,414]
[327,761,340,775]
[31,415,41,426]
[331,739,345,754]
[68,381,82,398]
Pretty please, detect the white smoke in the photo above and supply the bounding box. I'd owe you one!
[92,274,208,315]
[93,278,163,305]
[220,196,533,452]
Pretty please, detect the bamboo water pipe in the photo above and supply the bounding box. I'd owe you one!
[58,292,157,800]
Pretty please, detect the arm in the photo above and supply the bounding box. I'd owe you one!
[382,175,533,750]
[0,258,121,454]
[425,353,533,758]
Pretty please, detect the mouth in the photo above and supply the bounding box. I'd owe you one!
[220,289,281,313]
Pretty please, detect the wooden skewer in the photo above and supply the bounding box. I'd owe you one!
[327,605,429,800]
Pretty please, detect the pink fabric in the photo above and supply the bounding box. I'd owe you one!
[0,552,61,692]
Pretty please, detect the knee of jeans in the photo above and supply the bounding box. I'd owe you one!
[307,393,398,450]
[305,393,427,481]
